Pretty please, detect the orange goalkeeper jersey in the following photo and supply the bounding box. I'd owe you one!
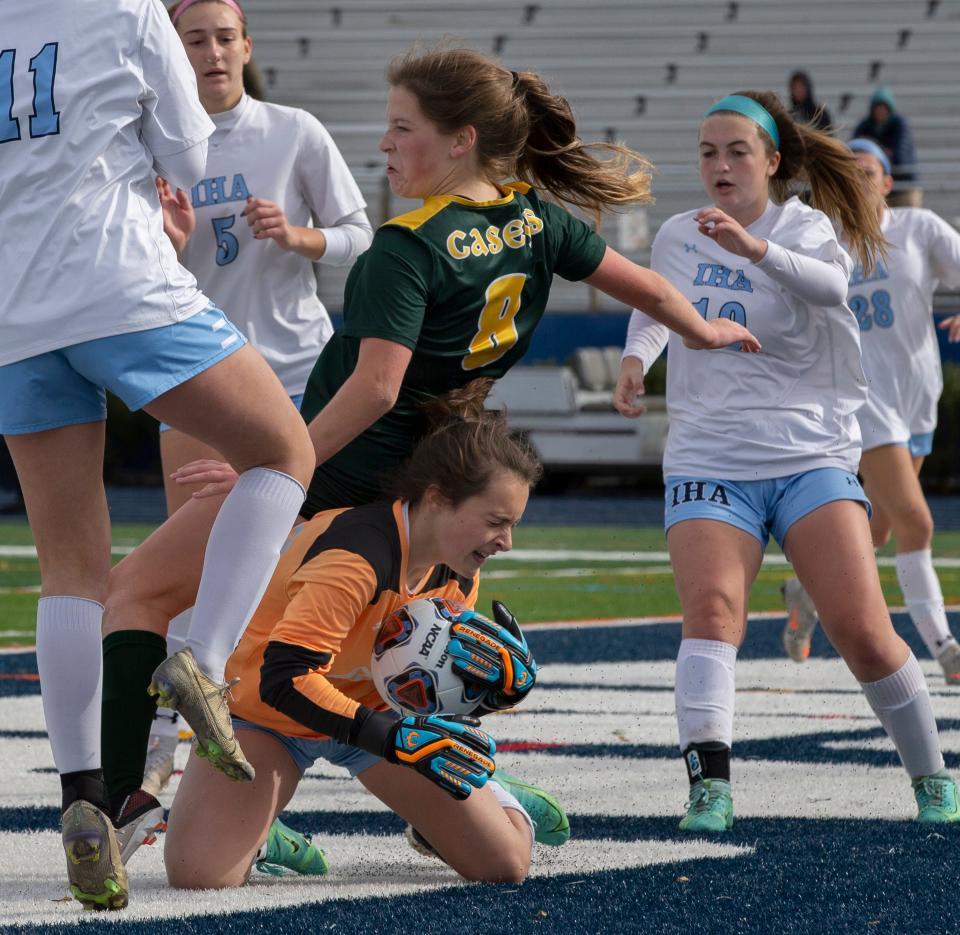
[226,498,478,740]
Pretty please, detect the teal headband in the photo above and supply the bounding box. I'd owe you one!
[848,138,892,176]
[704,95,780,150]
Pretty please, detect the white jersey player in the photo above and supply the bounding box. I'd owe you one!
[624,194,865,482]
[0,0,315,910]
[157,0,372,518]
[781,138,960,684]
[176,92,371,398]
[615,92,960,834]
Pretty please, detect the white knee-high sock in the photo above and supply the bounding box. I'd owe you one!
[152,607,192,739]
[187,468,304,682]
[675,638,737,751]
[167,607,191,656]
[860,653,944,779]
[489,778,536,852]
[895,549,954,658]
[35,597,104,774]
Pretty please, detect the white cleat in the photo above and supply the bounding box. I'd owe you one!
[936,640,960,686]
[781,577,819,663]
[141,731,178,797]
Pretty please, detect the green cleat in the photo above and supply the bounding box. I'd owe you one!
[148,648,254,783]
[679,779,734,833]
[492,769,570,845]
[255,817,329,877]
[913,772,960,823]
[62,800,129,911]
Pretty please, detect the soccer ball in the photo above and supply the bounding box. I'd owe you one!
[371,597,488,717]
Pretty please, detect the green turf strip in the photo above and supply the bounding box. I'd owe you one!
[2,522,960,644]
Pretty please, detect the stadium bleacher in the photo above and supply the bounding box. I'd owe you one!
[240,0,960,314]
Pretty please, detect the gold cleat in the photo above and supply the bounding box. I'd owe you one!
[148,648,254,782]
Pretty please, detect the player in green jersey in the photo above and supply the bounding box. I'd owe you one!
[170,46,758,512]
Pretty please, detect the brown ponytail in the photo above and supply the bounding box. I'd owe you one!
[386,45,653,217]
[726,90,884,271]
[392,378,542,507]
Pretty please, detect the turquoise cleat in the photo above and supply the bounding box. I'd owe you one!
[678,778,734,832]
[913,772,960,823]
[255,817,329,877]
[492,769,570,846]
[405,768,571,861]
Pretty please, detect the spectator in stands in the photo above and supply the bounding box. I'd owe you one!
[788,70,832,132]
[853,87,921,207]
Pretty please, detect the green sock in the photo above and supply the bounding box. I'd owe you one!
[101,630,167,809]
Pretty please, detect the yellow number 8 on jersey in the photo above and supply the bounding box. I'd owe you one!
[462,273,528,371]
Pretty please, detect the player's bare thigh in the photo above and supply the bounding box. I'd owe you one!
[859,445,933,552]
[144,344,313,486]
[666,519,762,647]
[164,728,301,889]
[103,493,225,637]
[4,422,111,599]
[784,499,909,681]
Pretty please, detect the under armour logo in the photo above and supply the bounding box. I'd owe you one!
[683,243,698,253]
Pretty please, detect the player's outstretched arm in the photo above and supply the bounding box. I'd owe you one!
[172,338,413,495]
[584,248,761,352]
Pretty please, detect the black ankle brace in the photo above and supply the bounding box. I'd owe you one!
[60,769,110,815]
[683,742,730,785]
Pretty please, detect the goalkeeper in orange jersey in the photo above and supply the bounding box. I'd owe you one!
[116,383,569,888]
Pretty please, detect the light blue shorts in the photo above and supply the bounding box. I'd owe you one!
[664,468,871,549]
[159,393,303,434]
[906,432,934,458]
[0,307,246,435]
[233,716,379,778]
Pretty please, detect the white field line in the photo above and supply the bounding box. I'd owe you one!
[3,544,960,569]
[485,565,675,580]
[0,545,135,557]
[2,606,957,646]
[489,549,960,569]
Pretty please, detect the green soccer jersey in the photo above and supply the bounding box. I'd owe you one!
[300,181,606,515]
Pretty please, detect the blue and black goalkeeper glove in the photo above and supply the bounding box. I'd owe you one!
[447,601,537,712]
[353,710,496,800]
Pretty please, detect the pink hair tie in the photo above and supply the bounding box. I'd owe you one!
[171,0,246,25]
